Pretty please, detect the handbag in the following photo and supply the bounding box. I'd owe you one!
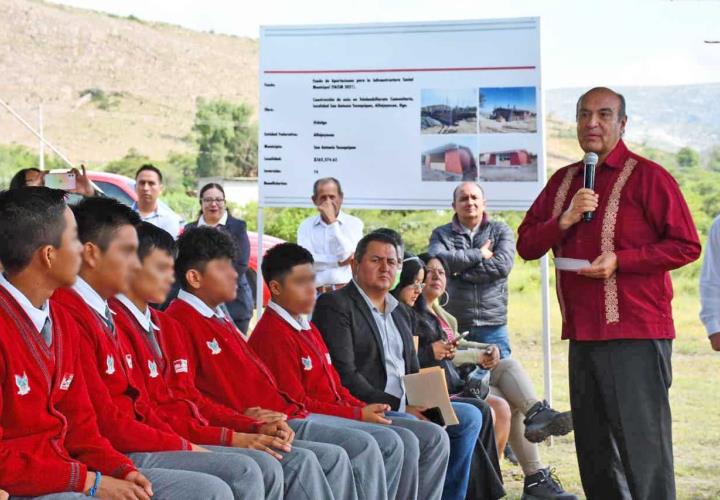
[456,363,491,400]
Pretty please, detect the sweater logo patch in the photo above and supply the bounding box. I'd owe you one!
[207,338,222,355]
[105,354,116,375]
[325,353,332,365]
[173,359,188,373]
[125,354,133,369]
[301,356,313,371]
[59,373,74,391]
[15,372,30,396]
[148,360,159,379]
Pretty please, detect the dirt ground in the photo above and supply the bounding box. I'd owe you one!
[422,118,477,135]
[478,116,537,134]
[479,164,538,182]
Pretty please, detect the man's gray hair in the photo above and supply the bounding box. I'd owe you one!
[576,87,626,121]
[312,177,344,198]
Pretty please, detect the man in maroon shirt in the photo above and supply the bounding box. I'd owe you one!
[517,87,701,500]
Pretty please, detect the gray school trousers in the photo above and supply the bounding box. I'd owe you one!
[291,417,394,500]
[386,412,451,500]
[306,412,406,499]
[16,467,233,500]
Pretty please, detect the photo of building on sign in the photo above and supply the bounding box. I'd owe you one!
[478,148,538,182]
[421,137,478,182]
[478,87,538,133]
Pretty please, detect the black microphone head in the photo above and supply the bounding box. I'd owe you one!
[583,152,599,167]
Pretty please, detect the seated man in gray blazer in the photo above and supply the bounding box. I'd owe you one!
[314,231,484,500]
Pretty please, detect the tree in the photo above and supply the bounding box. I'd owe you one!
[676,146,700,168]
[193,98,258,179]
[707,147,720,173]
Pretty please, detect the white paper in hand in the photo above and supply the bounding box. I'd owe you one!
[554,257,591,271]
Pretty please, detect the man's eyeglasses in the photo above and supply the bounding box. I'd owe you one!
[202,198,225,205]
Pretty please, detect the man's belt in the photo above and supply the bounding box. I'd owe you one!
[316,283,346,294]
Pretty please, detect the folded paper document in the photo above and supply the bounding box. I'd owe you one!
[403,367,459,426]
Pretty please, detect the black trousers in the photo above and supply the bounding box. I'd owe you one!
[569,339,675,500]
[451,396,506,500]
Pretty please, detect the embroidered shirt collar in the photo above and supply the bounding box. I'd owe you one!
[115,294,159,332]
[177,289,226,319]
[313,210,348,227]
[198,211,228,227]
[575,140,629,176]
[73,276,111,320]
[0,273,50,333]
[267,301,311,331]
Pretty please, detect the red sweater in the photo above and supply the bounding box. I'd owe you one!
[110,298,262,443]
[517,140,701,341]
[165,298,308,418]
[0,285,135,496]
[249,308,364,420]
[52,288,188,453]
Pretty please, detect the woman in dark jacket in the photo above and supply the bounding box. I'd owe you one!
[392,253,506,500]
[184,183,254,333]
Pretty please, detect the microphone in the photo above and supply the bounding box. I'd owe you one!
[582,152,599,222]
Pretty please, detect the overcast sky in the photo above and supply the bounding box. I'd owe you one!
[50,0,720,89]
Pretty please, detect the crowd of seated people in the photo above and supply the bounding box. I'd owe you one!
[0,171,576,499]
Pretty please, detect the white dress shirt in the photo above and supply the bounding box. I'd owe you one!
[0,273,50,334]
[700,215,720,337]
[115,294,159,333]
[73,276,111,320]
[297,210,364,287]
[177,289,227,319]
[198,210,229,228]
[132,202,182,239]
[266,301,311,331]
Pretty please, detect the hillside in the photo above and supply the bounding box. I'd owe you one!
[0,0,258,164]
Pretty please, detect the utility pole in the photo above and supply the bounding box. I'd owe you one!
[38,104,45,170]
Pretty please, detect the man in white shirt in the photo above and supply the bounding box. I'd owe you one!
[297,177,364,293]
[699,214,720,351]
[132,164,182,239]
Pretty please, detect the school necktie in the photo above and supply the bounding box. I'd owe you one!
[40,317,53,347]
[103,305,116,335]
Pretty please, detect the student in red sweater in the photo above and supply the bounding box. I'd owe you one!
[250,242,451,500]
[0,188,232,499]
[167,226,404,500]
[52,197,279,500]
[112,221,336,500]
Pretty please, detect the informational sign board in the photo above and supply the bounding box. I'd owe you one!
[259,17,544,210]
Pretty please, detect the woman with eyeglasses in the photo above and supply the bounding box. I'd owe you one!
[184,183,254,333]
[392,253,506,500]
[414,252,576,500]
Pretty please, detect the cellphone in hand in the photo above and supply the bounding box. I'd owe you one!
[45,171,76,190]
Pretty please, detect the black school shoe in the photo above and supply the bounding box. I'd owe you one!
[521,468,578,500]
[523,400,574,443]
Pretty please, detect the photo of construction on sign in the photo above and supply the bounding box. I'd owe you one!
[420,89,477,134]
